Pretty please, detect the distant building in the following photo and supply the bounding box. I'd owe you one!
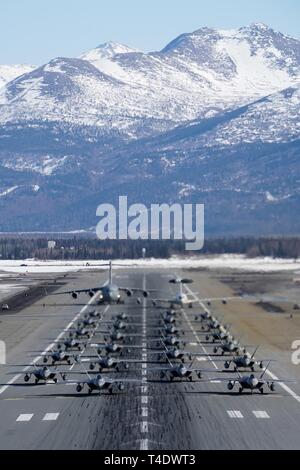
[48,241,56,250]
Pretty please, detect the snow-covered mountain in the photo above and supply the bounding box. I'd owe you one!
[0,64,35,89]
[0,23,299,136]
[0,23,299,234]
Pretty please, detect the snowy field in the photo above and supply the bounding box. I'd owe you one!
[0,255,300,274]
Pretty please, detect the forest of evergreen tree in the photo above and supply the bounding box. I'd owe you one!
[0,236,300,260]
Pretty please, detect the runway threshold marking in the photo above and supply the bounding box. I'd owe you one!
[227,411,244,419]
[184,284,300,407]
[0,292,100,396]
[16,414,34,422]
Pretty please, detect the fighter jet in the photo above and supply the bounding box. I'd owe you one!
[150,357,212,382]
[85,310,103,319]
[160,335,186,348]
[201,317,225,332]
[51,261,151,304]
[224,347,269,372]
[78,317,100,329]
[63,372,143,395]
[90,342,125,356]
[205,326,233,343]
[69,327,92,339]
[161,311,180,325]
[40,349,78,366]
[213,339,244,356]
[56,337,86,352]
[155,342,209,363]
[21,366,65,384]
[81,354,129,372]
[219,362,293,395]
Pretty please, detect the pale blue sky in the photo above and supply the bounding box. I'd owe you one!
[1,0,299,65]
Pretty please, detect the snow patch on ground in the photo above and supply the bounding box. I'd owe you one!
[0,255,300,274]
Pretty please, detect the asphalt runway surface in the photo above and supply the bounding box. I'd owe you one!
[0,268,300,450]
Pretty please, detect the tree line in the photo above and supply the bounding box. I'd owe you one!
[0,236,300,260]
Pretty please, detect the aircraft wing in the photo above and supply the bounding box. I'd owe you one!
[119,287,159,294]
[51,287,102,296]
[152,298,173,304]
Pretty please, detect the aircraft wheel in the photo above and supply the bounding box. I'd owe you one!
[260,388,264,395]
[54,378,58,384]
[239,387,243,394]
[213,347,218,354]
[35,379,39,385]
[24,375,30,383]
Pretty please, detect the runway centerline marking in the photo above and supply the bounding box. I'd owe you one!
[16,413,34,422]
[140,273,149,449]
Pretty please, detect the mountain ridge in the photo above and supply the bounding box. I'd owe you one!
[0,24,299,235]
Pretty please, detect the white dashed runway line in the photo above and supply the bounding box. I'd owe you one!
[16,414,33,422]
[43,413,60,421]
[253,411,270,419]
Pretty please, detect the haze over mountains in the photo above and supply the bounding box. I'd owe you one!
[0,23,299,235]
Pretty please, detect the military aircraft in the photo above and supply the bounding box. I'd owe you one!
[40,349,78,366]
[159,334,186,348]
[151,278,195,308]
[85,310,103,319]
[63,371,143,395]
[150,357,212,382]
[155,342,209,363]
[78,317,100,328]
[69,327,93,339]
[161,311,180,325]
[205,326,233,343]
[218,362,292,395]
[51,261,151,304]
[224,347,269,372]
[81,354,130,372]
[56,337,86,352]
[201,316,225,332]
[90,341,125,356]
[21,366,65,384]
[213,339,244,356]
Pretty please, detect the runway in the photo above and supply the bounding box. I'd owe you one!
[0,268,300,450]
